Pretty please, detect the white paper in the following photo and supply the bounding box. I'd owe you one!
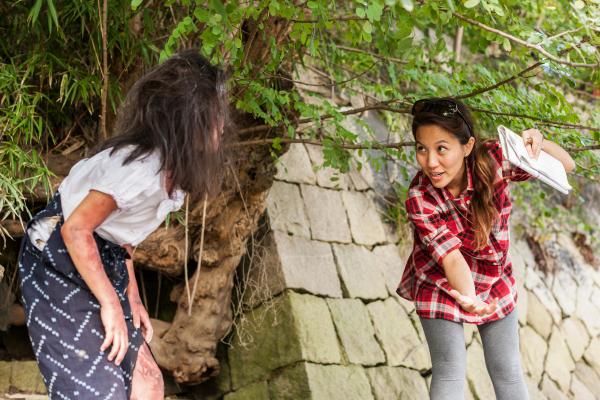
[497,125,572,194]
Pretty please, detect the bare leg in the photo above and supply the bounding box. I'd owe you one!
[130,342,164,400]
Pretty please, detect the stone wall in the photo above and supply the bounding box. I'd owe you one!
[218,133,600,399]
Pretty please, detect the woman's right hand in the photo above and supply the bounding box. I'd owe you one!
[100,302,129,366]
[449,289,499,316]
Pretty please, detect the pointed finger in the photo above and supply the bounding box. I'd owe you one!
[101,330,113,353]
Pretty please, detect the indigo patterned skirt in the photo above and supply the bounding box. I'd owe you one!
[17,192,143,399]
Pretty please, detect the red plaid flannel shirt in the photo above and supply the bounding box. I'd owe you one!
[397,140,532,324]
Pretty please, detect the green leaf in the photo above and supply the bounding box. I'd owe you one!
[502,38,511,52]
[28,0,43,24]
[356,7,366,18]
[362,21,373,34]
[366,3,384,21]
[573,0,585,10]
[464,0,480,8]
[131,0,143,10]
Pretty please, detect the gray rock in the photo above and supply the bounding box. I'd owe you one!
[273,232,343,298]
[526,378,548,400]
[527,290,553,339]
[288,292,342,365]
[372,245,405,296]
[583,336,600,377]
[525,267,562,324]
[365,366,429,400]
[275,143,317,184]
[224,381,269,400]
[341,191,387,246]
[266,181,311,238]
[367,298,429,370]
[551,268,577,317]
[520,326,548,384]
[574,361,600,398]
[560,317,590,362]
[540,374,569,400]
[332,244,388,300]
[306,363,374,400]
[570,375,595,400]
[305,144,349,189]
[301,185,352,243]
[466,339,495,400]
[545,326,575,391]
[326,298,385,366]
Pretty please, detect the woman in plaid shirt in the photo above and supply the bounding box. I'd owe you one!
[397,98,575,400]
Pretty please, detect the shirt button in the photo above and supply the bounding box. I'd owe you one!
[488,250,493,254]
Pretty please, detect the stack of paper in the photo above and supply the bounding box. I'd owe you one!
[497,125,572,194]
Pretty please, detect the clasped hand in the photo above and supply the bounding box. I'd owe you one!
[449,289,499,317]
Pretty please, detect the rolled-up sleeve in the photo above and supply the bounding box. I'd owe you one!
[406,191,462,265]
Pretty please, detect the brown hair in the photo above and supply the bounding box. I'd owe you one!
[412,99,497,249]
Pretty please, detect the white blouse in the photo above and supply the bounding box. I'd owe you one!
[28,145,185,248]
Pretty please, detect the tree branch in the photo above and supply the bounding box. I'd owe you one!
[471,107,600,132]
[568,144,600,152]
[231,137,414,150]
[453,11,599,68]
[335,45,408,64]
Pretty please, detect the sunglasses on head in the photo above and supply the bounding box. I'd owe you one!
[411,98,473,136]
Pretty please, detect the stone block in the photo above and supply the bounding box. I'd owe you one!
[525,267,562,324]
[526,290,553,339]
[0,361,10,394]
[341,191,387,246]
[10,361,46,394]
[275,144,317,184]
[365,366,429,400]
[545,326,575,391]
[570,375,595,400]
[288,292,342,365]
[347,157,375,191]
[540,374,569,400]
[332,244,388,300]
[228,294,302,389]
[551,268,577,317]
[526,378,548,400]
[224,381,269,400]
[305,363,373,400]
[574,289,600,337]
[520,326,548,384]
[326,298,385,366]
[466,339,495,400]
[266,181,311,238]
[574,361,600,398]
[371,245,405,297]
[305,144,349,189]
[583,336,600,377]
[269,362,311,400]
[560,317,589,362]
[301,185,352,243]
[273,232,343,298]
[270,361,373,400]
[367,298,429,370]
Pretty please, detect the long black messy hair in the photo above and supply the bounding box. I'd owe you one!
[100,49,229,200]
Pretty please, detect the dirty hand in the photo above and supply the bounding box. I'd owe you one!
[127,288,153,343]
[100,302,129,366]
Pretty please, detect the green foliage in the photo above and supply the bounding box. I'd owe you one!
[1,0,599,236]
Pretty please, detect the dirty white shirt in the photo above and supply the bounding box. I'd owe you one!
[28,145,185,248]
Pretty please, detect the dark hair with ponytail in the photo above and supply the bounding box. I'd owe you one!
[411,99,497,249]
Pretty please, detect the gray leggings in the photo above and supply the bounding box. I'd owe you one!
[420,310,529,400]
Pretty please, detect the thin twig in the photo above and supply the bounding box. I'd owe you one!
[335,45,408,64]
[99,0,109,140]
[470,107,600,132]
[189,195,208,316]
[183,196,191,310]
[568,144,600,152]
[453,11,598,68]
[232,136,414,150]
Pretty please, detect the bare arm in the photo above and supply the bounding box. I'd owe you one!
[522,128,576,173]
[60,190,128,364]
[441,249,498,315]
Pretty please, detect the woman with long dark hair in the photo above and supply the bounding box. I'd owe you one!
[397,98,575,400]
[18,49,229,399]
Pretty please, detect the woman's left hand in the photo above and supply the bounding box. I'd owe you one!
[127,289,153,343]
[521,128,544,160]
